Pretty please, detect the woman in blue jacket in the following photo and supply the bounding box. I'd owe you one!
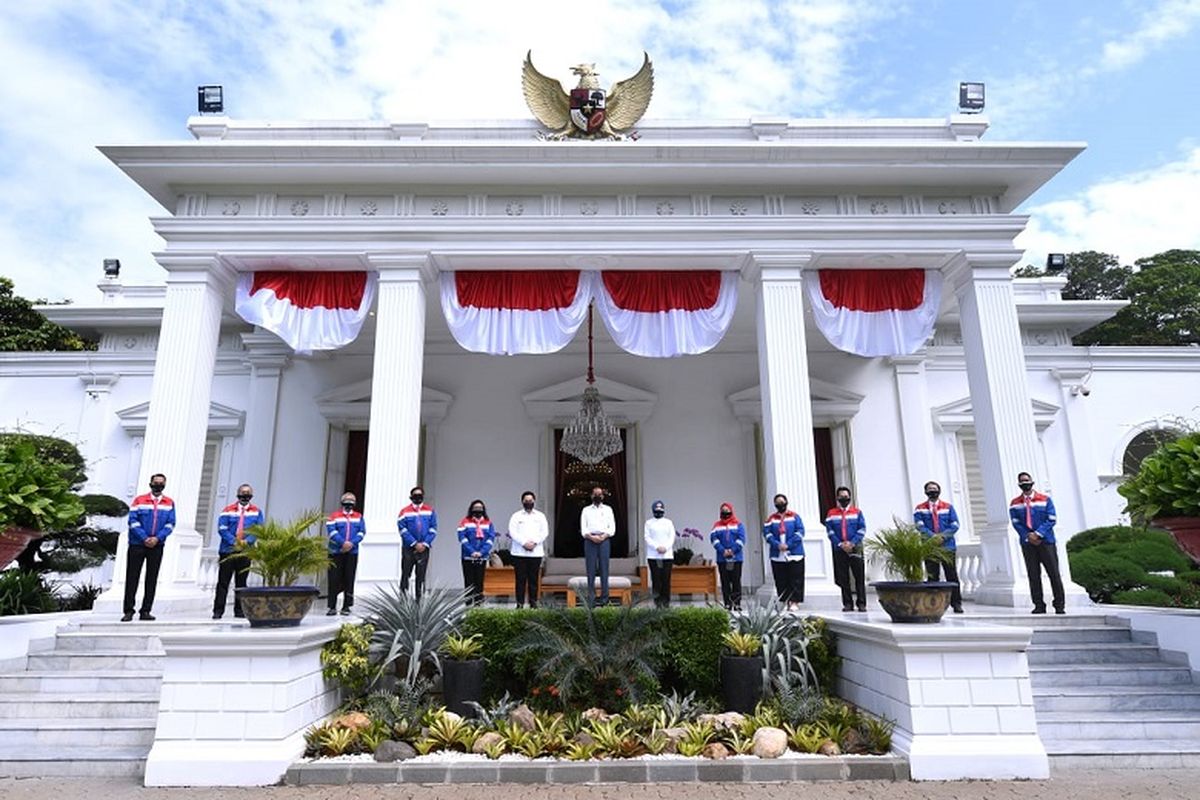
[456,499,495,606]
[764,493,806,610]
[710,502,746,611]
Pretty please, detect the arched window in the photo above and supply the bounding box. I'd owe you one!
[1122,429,1180,476]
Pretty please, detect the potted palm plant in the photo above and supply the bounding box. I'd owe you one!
[1118,432,1200,563]
[719,630,763,713]
[865,519,956,623]
[440,632,485,717]
[230,509,329,628]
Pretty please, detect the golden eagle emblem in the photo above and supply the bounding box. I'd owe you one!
[522,51,654,140]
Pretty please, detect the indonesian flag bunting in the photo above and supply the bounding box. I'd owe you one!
[593,270,739,357]
[804,268,943,357]
[235,271,377,354]
[439,270,592,355]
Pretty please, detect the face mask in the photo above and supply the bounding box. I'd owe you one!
[653,509,664,518]
[150,483,165,495]
[774,502,787,512]
[1019,482,1034,493]
[238,494,252,504]
[523,501,535,511]
[592,495,603,505]
[471,508,484,519]
[837,497,850,508]
[342,502,355,512]
[411,495,423,505]
[926,491,940,501]
[720,509,732,519]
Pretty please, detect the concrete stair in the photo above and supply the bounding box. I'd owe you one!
[977,612,1200,768]
[0,620,167,778]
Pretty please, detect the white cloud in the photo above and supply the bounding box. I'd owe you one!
[1093,0,1200,72]
[1017,145,1200,268]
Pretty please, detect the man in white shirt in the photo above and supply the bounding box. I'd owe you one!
[643,500,676,608]
[580,485,616,607]
[507,490,549,608]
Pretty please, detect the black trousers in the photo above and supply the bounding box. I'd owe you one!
[461,559,485,606]
[214,553,250,617]
[771,559,806,604]
[123,543,164,616]
[584,538,611,606]
[1021,541,1066,612]
[648,558,673,608]
[512,555,541,607]
[925,555,963,610]
[401,545,429,598]
[718,560,743,609]
[832,547,867,609]
[327,552,359,610]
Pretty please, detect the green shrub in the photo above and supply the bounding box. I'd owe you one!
[657,607,727,702]
[1112,588,1176,607]
[320,622,376,700]
[1140,574,1185,594]
[1069,550,1146,603]
[1068,525,1196,605]
[1118,432,1200,522]
[0,569,59,615]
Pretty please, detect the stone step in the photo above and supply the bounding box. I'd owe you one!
[0,670,162,694]
[0,718,156,747]
[1046,738,1200,770]
[0,693,161,719]
[1029,626,1134,645]
[971,614,1127,628]
[1034,686,1200,713]
[53,632,161,653]
[1037,711,1200,740]
[27,651,165,671]
[1026,643,1164,665]
[1029,663,1195,686]
[0,747,146,778]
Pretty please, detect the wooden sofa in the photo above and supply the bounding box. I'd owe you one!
[481,557,648,604]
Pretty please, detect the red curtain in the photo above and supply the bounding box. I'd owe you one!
[817,269,925,312]
[454,270,581,310]
[600,270,722,312]
[249,271,368,310]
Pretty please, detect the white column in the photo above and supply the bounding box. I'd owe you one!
[1050,368,1099,605]
[890,353,935,497]
[357,256,429,593]
[240,331,292,510]
[753,254,839,604]
[76,374,120,490]
[97,257,232,615]
[951,256,1040,608]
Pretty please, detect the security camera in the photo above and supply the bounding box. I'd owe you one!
[1080,385,1091,397]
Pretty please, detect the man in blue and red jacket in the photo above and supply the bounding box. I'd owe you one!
[326,492,366,616]
[1010,471,1065,615]
[825,486,867,612]
[914,480,963,613]
[398,486,437,599]
[213,484,263,619]
[123,473,175,622]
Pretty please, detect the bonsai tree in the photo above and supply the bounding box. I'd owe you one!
[0,435,86,568]
[865,518,953,583]
[1118,432,1200,523]
[230,509,330,586]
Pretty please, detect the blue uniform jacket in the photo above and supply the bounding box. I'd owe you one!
[913,500,960,551]
[763,511,805,559]
[127,493,175,546]
[710,521,746,563]
[217,502,263,554]
[326,510,366,555]
[398,503,438,548]
[1009,493,1057,545]
[825,507,866,548]
[456,517,496,561]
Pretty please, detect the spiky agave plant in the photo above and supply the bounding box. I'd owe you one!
[733,600,822,697]
[230,509,329,586]
[359,585,470,688]
[864,517,953,584]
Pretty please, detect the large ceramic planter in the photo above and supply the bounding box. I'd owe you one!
[870,581,955,623]
[1154,517,1200,564]
[442,658,485,717]
[234,585,319,628]
[719,653,763,714]
[0,527,39,569]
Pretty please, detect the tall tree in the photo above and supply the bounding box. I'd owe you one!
[0,276,95,352]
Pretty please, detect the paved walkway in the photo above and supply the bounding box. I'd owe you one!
[2,772,1199,800]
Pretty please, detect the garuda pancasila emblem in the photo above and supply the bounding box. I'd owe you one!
[522,51,654,140]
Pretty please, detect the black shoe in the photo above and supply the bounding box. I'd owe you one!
[842,605,854,612]
[952,607,964,614]
[138,613,156,621]
[340,608,351,616]
[515,604,524,610]
[1032,607,1047,615]
[212,613,223,620]
[856,605,867,612]
[233,612,245,619]
[326,608,337,616]
[1055,608,1066,615]
[121,613,134,622]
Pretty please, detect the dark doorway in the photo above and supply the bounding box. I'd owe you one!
[552,428,628,558]
[345,430,369,511]
[813,427,836,514]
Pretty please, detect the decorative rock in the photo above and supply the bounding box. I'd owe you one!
[373,740,416,762]
[443,711,463,725]
[573,731,596,747]
[842,728,866,754]
[751,726,788,759]
[699,711,745,730]
[472,731,504,754]
[510,704,536,731]
[582,707,610,722]
[818,740,842,756]
[334,712,372,731]
[702,742,730,760]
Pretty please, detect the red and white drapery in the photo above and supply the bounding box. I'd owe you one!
[235,271,378,354]
[440,270,738,357]
[804,268,943,357]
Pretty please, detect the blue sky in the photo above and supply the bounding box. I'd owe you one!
[2,0,1198,302]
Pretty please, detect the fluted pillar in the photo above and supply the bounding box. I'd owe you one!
[240,332,292,511]
[357,256,429,592]
[890,353,935,496]
[752,254,839,604]
[952,255,1041,607]
[97,257,232,614]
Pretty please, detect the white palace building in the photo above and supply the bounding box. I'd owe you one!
[6,110,1200,786]
[6,111,1199,615]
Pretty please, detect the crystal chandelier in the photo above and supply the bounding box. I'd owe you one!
[559,303,623,465]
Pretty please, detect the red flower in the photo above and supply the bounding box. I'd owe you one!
[614,688,624,697]
[549,686,560,697]
[531,687,541,696]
